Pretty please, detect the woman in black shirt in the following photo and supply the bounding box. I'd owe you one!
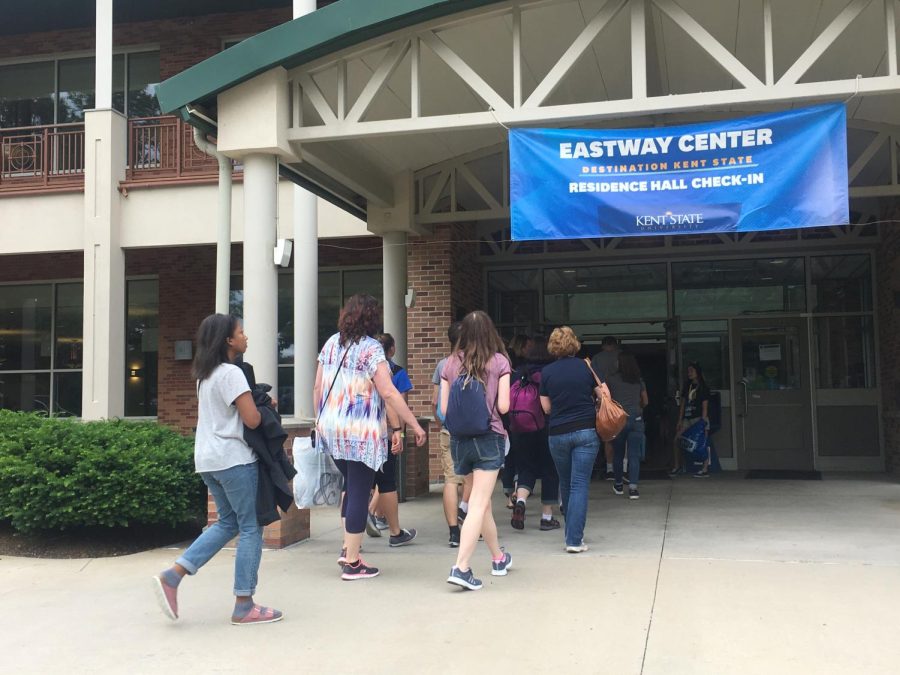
[670,362,711,477]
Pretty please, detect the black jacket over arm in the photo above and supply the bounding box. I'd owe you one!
[237,359,297,526]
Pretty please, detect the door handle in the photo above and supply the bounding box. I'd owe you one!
[739,380,749,417]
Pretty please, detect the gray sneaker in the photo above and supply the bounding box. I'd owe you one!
[491,551,513,576]
[389,528,417,547]
[374,516,389,531]
[365,513,382,537]
[447,566,482,590]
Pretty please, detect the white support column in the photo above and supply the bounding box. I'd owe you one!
[81,110,127,420]
[382,231,408,366]
[293,0,319,420]
[95,0,113,109]
[242,153,279,389]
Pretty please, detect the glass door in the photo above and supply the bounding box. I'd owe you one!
[732,318,813,470]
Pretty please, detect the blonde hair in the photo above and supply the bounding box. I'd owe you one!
[548,326,581,358]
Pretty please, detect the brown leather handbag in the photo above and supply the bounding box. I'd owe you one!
[584,359,628,442]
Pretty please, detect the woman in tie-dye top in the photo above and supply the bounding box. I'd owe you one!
[314,294,426,581]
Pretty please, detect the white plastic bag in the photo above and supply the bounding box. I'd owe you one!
[292,436,343,508]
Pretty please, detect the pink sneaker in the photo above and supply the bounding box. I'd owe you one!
[231,604,284,625]
[152,575,178,620]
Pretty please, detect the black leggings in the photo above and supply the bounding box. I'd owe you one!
[334,459,376,535]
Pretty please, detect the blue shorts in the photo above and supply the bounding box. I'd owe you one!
[451,432,506,475]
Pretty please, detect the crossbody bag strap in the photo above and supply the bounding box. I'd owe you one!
[316,344,351,423]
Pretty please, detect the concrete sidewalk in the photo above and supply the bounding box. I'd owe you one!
[2,473,899,674]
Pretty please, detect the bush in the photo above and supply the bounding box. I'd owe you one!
[0,411,206,533]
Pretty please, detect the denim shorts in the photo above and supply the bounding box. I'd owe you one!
[451,432,506,475]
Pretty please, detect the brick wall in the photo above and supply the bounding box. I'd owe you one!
[405,224,484,482]
[876,204,900,473]
[0,9,290,78]
[0,252,83,281]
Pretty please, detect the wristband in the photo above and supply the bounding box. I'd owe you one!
[392,427,402,433]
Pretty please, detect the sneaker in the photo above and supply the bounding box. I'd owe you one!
[565,543,589,553]
[540,517,561,531]
[604,470,615,481]
[152,575,178,621]
[389,528,417,547]
[693,470,710,479]
[511,501,526,530]
[612,483,624,496]
[447,566,482,590]
[365,513,382,537]
[668,466,683,477]
[505,493,515,509]
[341,558,380,580]
[491,551,513,576]
[628,487,640,500]
[374,516,389,531]
[448,529,460,548]
[457,507,467,524]
[337,547,348,566]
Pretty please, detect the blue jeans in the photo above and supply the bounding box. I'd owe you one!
[548,429,600,547]
[177,462,262,597]
[613,418,645,487]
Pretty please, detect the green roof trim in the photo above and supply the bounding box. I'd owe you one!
[156,0,505,116]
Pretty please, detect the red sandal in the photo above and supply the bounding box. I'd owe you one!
[231,604,283,625]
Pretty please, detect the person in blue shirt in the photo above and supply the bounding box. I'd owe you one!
[363,333,417,547]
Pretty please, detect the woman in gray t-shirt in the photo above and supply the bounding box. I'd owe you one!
[606,353,648,498]
[154,314,283,626]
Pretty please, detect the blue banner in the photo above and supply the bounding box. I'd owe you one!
[509,104,848,240]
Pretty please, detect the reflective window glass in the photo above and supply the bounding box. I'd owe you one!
[55,283,83,370]
[278,274,294,365]
[343,269,383,303]
[318,271,341,349]
[112,54,126,114]
[125,279,159,416]
[57,58,95,123]
[681,320,730,389]
[0,373,51,413]
[815,316,876,388]
[0,284,53,371]
[488,269,539,327]
[0,61,55,127]
[738,325,802,391]
[811,255,872,313]
[544,264,667,324]
[673,258,805,317]
[54,371,82,417]
[278,366,294,417]
[127,52,161,117]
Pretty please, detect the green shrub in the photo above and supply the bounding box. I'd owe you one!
[0,411,205,533]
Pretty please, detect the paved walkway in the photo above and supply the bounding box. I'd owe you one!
[3,473,899,674]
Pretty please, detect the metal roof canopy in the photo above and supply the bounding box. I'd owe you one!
[157,0,900,227]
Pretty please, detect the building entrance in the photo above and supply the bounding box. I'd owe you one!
[732,318,814,471]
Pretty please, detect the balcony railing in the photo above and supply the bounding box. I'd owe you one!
[0,116,241,195]
[126,115,240,183]
[0,123,86,193]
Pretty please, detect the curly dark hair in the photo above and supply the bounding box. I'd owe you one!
[338,294,382,345]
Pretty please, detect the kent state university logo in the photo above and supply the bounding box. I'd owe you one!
[635,210,706,230]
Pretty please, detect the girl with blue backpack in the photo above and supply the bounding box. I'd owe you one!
[440,310,513,591]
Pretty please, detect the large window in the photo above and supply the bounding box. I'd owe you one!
[681,320,730,389]
[544,264,667,324]
[125,279,159,417]
[230,268,383,416]
[0,51,160,128]
[0,282,83,416]
[673,257,806,317]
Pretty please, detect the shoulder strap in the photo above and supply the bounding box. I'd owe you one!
[583,358,603,388]
[317,344,351,422]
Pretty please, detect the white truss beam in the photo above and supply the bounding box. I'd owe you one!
[524,0,627,108]
[763,0,774,85]
[346,39,411,123]
[887,0,898,76]
[848,131,888,182]
[297,146,394,206]
[419,30,510,111]
[288,74,900,142]
[778,0,873,86]
[297,72,337,124]
[652,0,763,89]
[631,0,647,98]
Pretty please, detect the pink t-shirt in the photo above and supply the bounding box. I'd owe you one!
[441,352,512,436]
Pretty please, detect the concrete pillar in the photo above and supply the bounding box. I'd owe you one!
[94,0,113,109]
[292,0,319,420]
[382,231,408,365]
[81,109,127,419]
[242,153,279,389]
